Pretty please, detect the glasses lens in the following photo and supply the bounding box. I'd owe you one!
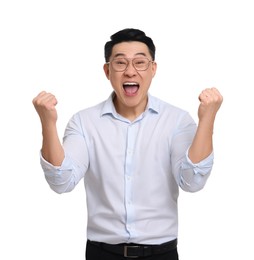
[112,58,128,71]
[133,58,150,71]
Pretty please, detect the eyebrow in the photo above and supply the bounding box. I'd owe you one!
[113,52,147,59]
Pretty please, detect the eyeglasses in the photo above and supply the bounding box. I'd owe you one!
[107,57,154,72]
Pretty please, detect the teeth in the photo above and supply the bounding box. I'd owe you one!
[123,82,138,85]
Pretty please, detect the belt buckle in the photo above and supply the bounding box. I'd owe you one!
[124,245,140,258]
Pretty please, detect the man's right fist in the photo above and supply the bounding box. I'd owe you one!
[32,91,58,124]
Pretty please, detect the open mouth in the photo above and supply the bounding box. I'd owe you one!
[123,82,139,95]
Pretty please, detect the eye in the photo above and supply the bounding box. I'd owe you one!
[114,59,127,65]
[134,58,149,67]
[134,59,146,65]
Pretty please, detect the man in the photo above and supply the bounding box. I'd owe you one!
[33,28,223,260]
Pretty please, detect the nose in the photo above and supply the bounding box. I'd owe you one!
[124,60,137,75]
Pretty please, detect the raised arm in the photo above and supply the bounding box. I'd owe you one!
[188,87,223,163]
[32,91,64,166]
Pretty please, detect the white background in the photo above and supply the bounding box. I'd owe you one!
[1,0,253,259]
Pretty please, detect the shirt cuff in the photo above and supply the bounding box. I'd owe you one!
[40,151,72,175]
[182,148,214,176]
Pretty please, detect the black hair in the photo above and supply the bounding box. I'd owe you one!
[104,28,156,62]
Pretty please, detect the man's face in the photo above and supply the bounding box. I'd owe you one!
[103,41,157,118]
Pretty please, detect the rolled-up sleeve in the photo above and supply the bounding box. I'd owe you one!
[40,153,77,194]
[180,149,214,192]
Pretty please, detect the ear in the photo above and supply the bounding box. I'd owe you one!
[152,61,157,78]
[103,63,110,79]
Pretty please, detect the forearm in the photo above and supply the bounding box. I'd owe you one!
[188,120,214,163]
[41,123,64,166]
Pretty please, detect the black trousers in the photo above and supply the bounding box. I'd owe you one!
[86,240,179,260]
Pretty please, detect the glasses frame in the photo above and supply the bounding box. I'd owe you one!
[106,57,154,72]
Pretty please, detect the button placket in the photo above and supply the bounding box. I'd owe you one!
[124,123,137,238]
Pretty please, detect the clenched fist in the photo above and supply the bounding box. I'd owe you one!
[198,87,223,123]
[32,91,58,125]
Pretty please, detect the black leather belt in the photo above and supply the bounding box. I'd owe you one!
[89,239,177,258]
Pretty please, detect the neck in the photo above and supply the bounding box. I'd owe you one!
[113,95,148,121]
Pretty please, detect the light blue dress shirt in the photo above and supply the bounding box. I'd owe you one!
[41,93,214,245]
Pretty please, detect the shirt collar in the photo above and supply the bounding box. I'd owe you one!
[101,92,159,118]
